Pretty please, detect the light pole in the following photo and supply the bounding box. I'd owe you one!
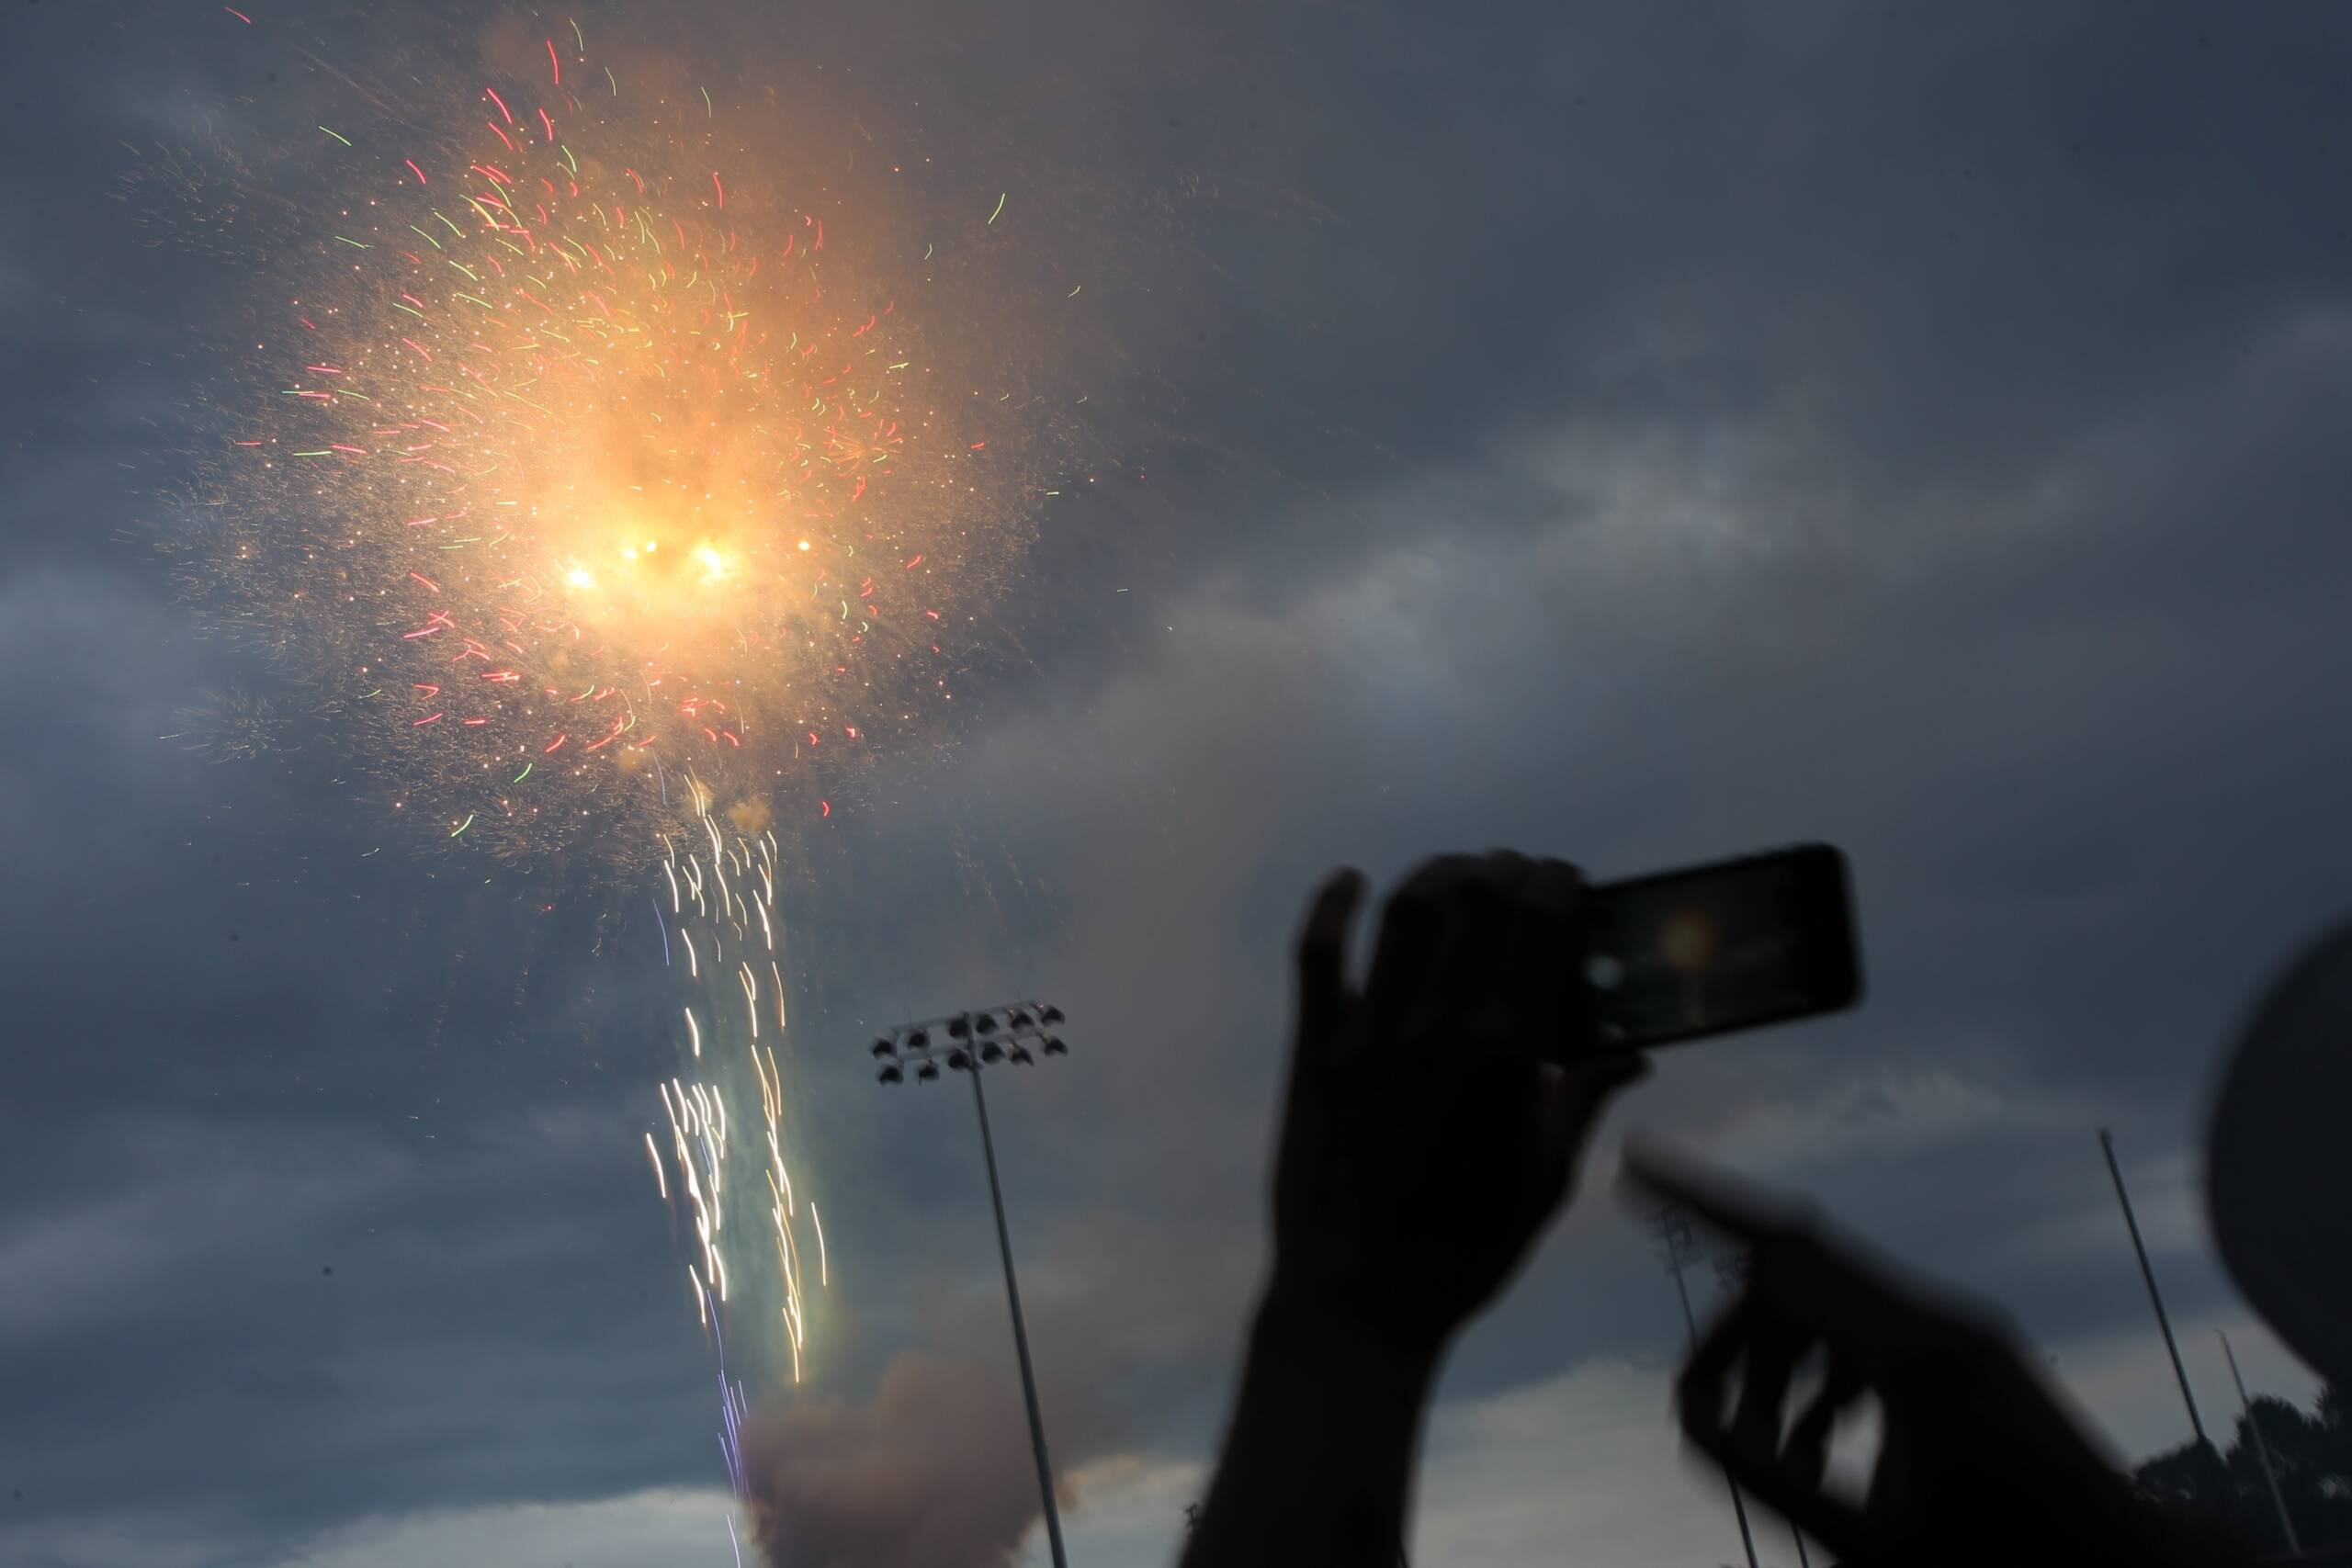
[2220,1329,2301,1557]
[1651,1206,1763,1568]
[2098,1130,2212,1453]
[870,1003,1073,1568]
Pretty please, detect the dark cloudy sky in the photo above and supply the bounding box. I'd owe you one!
[6,3,2352,1565]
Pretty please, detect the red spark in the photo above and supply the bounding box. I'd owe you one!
[545,38,561,85]
[223,6,252,21]
[712,171,725,209]
[483,86,514,125]
[404,158,427,185]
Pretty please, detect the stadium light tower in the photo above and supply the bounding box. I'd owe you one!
[1651,1205,1764,1568]
[869,1002,1073,1568]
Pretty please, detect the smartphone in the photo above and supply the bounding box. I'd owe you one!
[1582,842,1860,1050]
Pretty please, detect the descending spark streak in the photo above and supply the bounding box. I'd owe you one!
[684,1005,701,1057]
[645,1132,667,1199]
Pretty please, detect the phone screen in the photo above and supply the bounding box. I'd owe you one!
[1583,843,1860,1051]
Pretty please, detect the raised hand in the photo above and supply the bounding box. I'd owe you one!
[1272,853,1647,1351]
[1182,855,1649,1568]
[1623,1142,2251,1568]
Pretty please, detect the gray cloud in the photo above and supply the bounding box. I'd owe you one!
[6,2,2352,1565]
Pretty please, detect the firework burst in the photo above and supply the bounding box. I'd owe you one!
[168,16,1074,868]
[144,9,1100,1526]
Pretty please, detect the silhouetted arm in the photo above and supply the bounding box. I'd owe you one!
[1624,1143,2257,1568]
[1182,1291,1438,1567]
[1182,857,1645,1568]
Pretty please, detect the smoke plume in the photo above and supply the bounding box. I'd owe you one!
[742,1352,1079,1568]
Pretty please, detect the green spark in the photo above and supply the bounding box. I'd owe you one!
[319,126,353,147]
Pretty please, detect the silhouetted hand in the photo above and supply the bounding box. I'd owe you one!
[1623,1143,2252,1568]
[1182,853,1649,1568]
[1272,854,1648,1352]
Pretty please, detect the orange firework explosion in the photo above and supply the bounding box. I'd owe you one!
[177,25,1069,866]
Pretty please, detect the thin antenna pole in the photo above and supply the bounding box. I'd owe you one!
[2098,1129,2209,1448]
[1654,1210,1762,1568]
[2220,1330,2301,1557]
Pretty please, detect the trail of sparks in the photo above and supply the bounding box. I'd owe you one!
[155,15,1091,1524]
[644,790,823,1500]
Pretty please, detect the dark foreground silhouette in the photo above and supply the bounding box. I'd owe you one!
[1178,852,2348,1568]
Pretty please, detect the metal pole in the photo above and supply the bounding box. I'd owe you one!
[967,1063,1071,1568]
[2098,1129,2210,1449]
[1668,1250,1761,1568]
[2221,1330,2301,1557]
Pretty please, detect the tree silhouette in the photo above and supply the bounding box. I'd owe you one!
[2134,1382,2351,1552]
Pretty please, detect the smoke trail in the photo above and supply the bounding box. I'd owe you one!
[741,1352,1101,1568]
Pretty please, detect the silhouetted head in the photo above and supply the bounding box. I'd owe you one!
[2207,913,2352,1391]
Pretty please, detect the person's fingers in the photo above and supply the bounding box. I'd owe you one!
[1674,1328,1880,1566]
[1549,1054,1650,1168]
[1364,854,1474,1060]
[1292,867,1366,1079]
[1623,1143,1933,1357]
[1502,855,1585,1058]
[1865,1403,1917,1529]
[1458,849,1538,1025]
[1540,857,1598,1060]
[1754,1225,1948,1356]
[1680,1412,1876,1568]
[1675,1294,1754,1443]
[1779,1350,1864,1495]
[1621,1137,1813,1249]
[1728,1313,1804,1458]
